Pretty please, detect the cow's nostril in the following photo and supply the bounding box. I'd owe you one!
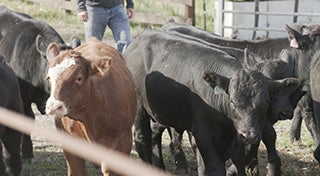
[239,131,261,144]
[56,105,63,111]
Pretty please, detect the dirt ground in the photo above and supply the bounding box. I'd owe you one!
[19,104,320,176]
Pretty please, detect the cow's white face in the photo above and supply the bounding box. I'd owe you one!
[46,57,76,117]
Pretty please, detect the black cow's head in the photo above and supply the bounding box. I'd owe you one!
[286,24,320,51]
[244,49,298,121]
[203,52,299,144]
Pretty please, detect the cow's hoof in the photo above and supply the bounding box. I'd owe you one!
[266,163,281,176]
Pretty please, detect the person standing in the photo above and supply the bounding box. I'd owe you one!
[77,0,134,54]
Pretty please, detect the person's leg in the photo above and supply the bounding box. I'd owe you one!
[108,4,132,54]
[85,6,109,41]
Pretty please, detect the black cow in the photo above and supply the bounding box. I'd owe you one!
[159,21,301,174]
[284,24,320,163]
[161,21,320,173]
[0,6,67,161]
[310,51,320,160]
[124,30,299,175]
[0,54,24,176]
[228,24,320,175]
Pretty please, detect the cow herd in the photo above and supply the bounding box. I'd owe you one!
[1,4,320,176]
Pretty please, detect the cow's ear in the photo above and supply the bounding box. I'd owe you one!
[70,36,81,49]
[90,57,112,76]
[202,70,229,94]
[268,77,299,96]
[35,35,47,56]
[285,24,312,49]
[243,48,264,70]
[46,43,60,64]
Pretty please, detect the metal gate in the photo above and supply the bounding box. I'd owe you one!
[215,0,320,40]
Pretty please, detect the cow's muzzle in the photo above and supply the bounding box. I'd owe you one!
[237,130,261,144]
[46,97,68,117]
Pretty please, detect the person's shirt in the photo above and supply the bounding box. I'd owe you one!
[77,0,134,12]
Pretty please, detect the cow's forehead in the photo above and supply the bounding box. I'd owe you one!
[229,70,268,104]
[48,57,76,80]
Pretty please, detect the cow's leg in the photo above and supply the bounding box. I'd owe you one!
[167,127,189,172]
[107,130,133,176]
[21,102,34,162]
[225,143,258,176]
[150,120,166,169]
[229,142,246,176]
[64,151,89,176]
[192,124,226,176]
[295,94,320,163]
[2,128,22,176]
[188,133,205,176]
[290,103,303,143]
[312,99,320,163]
[262,122,281,176]
[134,105,152,164]
[243,143,260,176]
[303,97,320,163]
[0,144,5,176]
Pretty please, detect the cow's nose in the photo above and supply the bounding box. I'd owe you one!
[46,98,66,116]
[238,131,261,144]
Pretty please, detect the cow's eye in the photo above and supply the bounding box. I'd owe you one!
[76,76,83,84]
[75,76,83,86]
[77,77,82,82]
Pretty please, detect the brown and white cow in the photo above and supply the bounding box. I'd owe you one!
[45,37,137,176]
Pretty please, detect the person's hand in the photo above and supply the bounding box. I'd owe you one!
[77,11,88,22]
[127,8,134,19]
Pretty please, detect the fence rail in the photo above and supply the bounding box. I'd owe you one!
[0,107,172,176]
[216,0,320,39]
[27,0,195,25]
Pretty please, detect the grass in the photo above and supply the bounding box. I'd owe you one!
[0,0,214,42]
[1,0,320,175]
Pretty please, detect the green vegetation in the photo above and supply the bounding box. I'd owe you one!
[0,0,214,42]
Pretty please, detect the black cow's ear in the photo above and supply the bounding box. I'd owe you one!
[202,70,229,94]
[269,77,299,96]
[70,36,81,49]
[46,43,60,64]
[285,24,312,49]
[35,35,47,56]
[243,48,263,70]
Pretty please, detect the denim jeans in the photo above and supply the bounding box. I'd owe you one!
[85,4,132,54]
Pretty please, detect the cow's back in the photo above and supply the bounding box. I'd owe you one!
[160,21,289,60]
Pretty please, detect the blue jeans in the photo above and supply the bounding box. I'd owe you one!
[85,4,132,54]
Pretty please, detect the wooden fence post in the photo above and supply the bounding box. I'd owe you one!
[185,0,195,26]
